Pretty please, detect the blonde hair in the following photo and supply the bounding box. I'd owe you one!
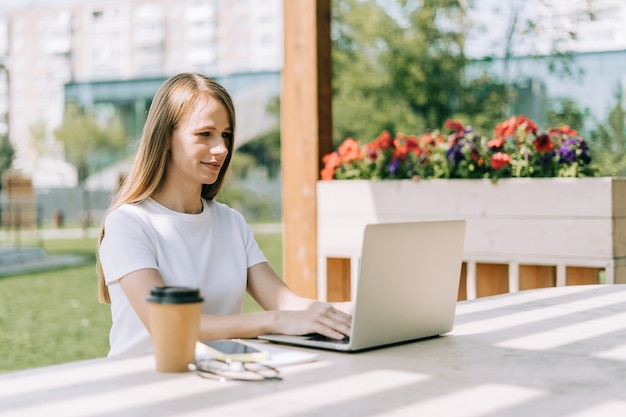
[97,73,236,304]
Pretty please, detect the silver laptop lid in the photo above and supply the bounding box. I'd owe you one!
[348,220,466,351]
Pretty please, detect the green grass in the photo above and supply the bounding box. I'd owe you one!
[0,230,283,373]
[0,259,108,373]
[244,233,283,313]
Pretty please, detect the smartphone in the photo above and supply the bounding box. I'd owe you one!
[196,339,270,363]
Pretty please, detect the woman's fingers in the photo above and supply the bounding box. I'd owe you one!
[275,302,353,339]
[310,302,352,339]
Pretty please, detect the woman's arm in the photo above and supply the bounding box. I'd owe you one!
[118,268,164,331]
[119,263,352,341]
[246,262,353,339]
[119,268,279,340]
[246,262,353,314]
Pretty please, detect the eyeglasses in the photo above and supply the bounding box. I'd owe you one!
[188,359,282,382]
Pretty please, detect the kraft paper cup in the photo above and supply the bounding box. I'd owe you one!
[147,286,203,373]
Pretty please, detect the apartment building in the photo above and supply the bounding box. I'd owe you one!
[2,0,624,187]
[466,0,626,58]
[534,0,626,54]
[0,0,283,185]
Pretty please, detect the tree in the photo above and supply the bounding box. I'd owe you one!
[545,98,588,132]
[332,0,419,143]
[54,101,128,227]
[54,101,127,184]
[237,96,281,178]
[469,0,595,76]
[468,1,597,118]
[384,0,470,129]
[0,132,15,189]
[588,99,626,176]
[330,0,599,147]
[452,72,510,135]
[331,0,507,144]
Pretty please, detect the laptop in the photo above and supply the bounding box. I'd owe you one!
[259,220,466,352]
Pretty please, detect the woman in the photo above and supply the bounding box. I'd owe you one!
[97,73,352,358]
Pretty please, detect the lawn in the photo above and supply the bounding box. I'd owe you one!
[0,231,282,373]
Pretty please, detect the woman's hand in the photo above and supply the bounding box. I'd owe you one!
[274,302,352,340]
[246,262,353,339]
[331,301,354,316]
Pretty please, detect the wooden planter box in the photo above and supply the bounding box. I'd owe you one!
[317,178,626,301]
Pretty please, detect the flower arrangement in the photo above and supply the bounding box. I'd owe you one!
[321,115,595,181]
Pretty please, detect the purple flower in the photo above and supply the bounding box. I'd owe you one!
[388,158,400,175]
[446,146,464,166]
[579,139,591,164]
[558,139,578,163]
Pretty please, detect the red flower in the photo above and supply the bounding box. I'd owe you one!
[487,138,504,149]
[393,134,419,161]
[533,133,554,153]
[447,133,462,146]
[320,152,342,180]
[363,131,394,160]
[418,132,445,147]
[490,152,511,170]
[517,114,538,133]
[444,119,464,134]
[494,116,517,138]
[549,125,578,137]
[370,131,393,150]
[337,138,363,163]
[494,115,538,139]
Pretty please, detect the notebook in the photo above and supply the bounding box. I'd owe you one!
[259,220,466,352]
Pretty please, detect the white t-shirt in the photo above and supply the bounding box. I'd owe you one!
[99,197,267,357]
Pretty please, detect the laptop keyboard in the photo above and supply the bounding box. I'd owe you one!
[306,333,351,344]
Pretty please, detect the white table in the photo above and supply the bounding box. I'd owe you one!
[2,284,626,417]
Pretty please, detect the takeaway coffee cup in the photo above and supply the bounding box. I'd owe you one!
[146,286,204,373]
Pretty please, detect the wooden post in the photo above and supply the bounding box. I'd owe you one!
[281,0,333,298]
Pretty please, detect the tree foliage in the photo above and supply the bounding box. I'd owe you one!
[331,0,508,144]
[237,97,281,178]
[452,73,510,135]
[588,100,626,176]
[53,102,127,184]
[0,132,15,188]
[545,98,587,132]
[385,0,469,128]
[243,0,602,177]
[29,121,48,157]
[471,1,593,79]
[332,0,421,143]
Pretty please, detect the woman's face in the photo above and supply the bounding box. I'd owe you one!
[167,95,231,187]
